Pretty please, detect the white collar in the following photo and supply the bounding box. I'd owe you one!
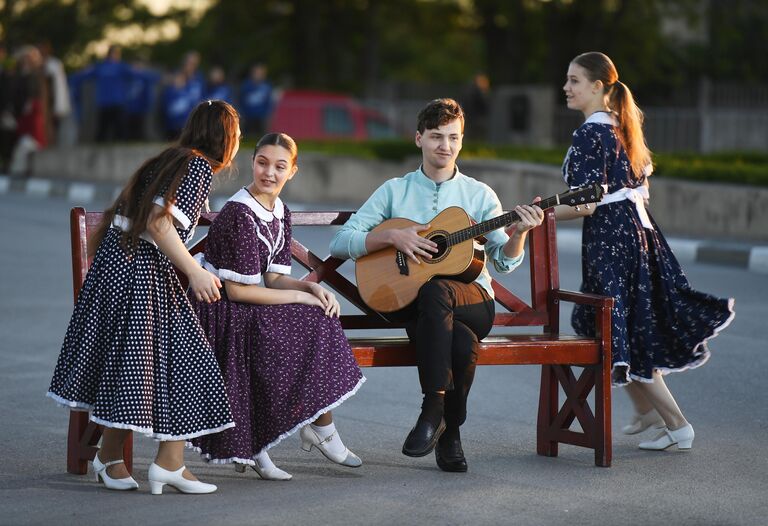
[584,111,618,126]
[229,188,285,221]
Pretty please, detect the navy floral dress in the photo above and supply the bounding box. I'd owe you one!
[189,189,364,465]
[563,112,734,385]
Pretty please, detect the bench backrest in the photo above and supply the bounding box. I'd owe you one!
[70,208,561,332]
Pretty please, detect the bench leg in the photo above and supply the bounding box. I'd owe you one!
[593,364,612,467]
[67,411,135,475]
[66,411,91,475]
[536,364,559,458]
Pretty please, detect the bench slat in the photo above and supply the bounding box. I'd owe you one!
[349,335,600,367]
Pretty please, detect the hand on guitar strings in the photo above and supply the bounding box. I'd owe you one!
[505,197,545,236]
[389,223,438,264]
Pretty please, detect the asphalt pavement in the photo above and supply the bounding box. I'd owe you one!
[1,191,767,526]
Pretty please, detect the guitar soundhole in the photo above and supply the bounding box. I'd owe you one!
[425,231,450,263]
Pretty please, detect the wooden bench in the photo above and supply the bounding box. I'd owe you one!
[66,206,614,474]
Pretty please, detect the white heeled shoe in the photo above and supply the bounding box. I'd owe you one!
[234,461,292,481]
[147,463,217,495]
[622,409,665,435]
[300,425,362,468]
[639,424,695,451]
[92,455,139,491]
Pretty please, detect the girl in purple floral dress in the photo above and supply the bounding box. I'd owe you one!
[190,133,365,480]
[556,53,734,452]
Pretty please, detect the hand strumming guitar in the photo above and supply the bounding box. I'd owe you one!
[390,224,440,264]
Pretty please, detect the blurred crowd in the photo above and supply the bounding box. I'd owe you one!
[0,42,275,177]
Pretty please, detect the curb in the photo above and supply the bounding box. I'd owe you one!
[3,174,767,275]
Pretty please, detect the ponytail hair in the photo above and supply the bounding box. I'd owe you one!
[572,52,652,182]
[88,100,240,257]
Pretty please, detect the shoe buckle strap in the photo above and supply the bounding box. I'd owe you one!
[318,430,337,445]
[103,459,126,467]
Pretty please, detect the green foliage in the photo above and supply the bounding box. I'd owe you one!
[292,139,768,187]
[653,153,768,186]
[2,0,766,103]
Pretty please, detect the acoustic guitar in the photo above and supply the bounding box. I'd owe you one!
[355,184,603,312]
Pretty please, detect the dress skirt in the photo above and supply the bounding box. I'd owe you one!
[47,228,234,440]
[190,298,365,465]
[572,202,735,385]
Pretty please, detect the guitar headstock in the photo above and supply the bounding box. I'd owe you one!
[558,184,604,207]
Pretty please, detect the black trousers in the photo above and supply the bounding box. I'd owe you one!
[402,279,495,428]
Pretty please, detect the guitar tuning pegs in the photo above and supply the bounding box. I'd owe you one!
[585,203,590,209]
[574,205,581,211]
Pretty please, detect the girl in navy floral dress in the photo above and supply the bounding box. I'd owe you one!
[190,133,364,480]
[48,100,240,494]
[556,52,734,451]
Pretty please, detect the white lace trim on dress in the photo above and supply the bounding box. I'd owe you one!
[188,375,367,465]
[47,392,235,441]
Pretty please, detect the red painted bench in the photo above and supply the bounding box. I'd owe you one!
[66,207,614,473]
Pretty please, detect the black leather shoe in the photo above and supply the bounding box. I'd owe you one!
[402,417,446,457]
[435,433,468,472]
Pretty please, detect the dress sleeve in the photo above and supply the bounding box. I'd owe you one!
[201,204,263,285]
[154,156,213,229]
[267,208,292,275]
[564,125,608,188]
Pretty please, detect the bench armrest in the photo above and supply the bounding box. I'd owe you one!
[551,289,613,308]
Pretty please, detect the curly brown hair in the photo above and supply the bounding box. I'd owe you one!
[416,98,465,134]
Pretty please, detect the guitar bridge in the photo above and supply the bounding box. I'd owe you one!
[395,250,409,276]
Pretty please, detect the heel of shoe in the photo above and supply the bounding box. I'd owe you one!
[300,440,312,452]
[677,438,694,449]
[149,480,165,495]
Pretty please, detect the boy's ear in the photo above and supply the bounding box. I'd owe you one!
[415,131,422,148]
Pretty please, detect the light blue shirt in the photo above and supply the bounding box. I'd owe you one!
[329,167,524,298]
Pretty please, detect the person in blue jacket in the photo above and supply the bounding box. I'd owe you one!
[125,58,161,142]
[239,63,273,137]
[204,66,232,103]
[161,72,196,141]
[70,45,133,142]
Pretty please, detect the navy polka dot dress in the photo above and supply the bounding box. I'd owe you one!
[563,113,735,385]
[47,156,235,440]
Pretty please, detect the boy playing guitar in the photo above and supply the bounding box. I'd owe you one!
[329,98,544,472]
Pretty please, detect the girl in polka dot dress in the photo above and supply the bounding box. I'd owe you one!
[556,52,734,452]
[190,133,365,480]
[48,100,240,494]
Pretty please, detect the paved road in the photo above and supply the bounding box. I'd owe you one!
[1,193,766,526]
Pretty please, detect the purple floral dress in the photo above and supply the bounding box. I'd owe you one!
[190,189,365,465]
[563,112,735,385]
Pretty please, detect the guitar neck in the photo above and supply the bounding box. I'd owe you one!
[445,194,560,247]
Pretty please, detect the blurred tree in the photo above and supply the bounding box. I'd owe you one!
[148,0,482,94]
[699,0,768,82]
[473,0,704,104]
[0,0,183,67]
[1,0,766,100]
